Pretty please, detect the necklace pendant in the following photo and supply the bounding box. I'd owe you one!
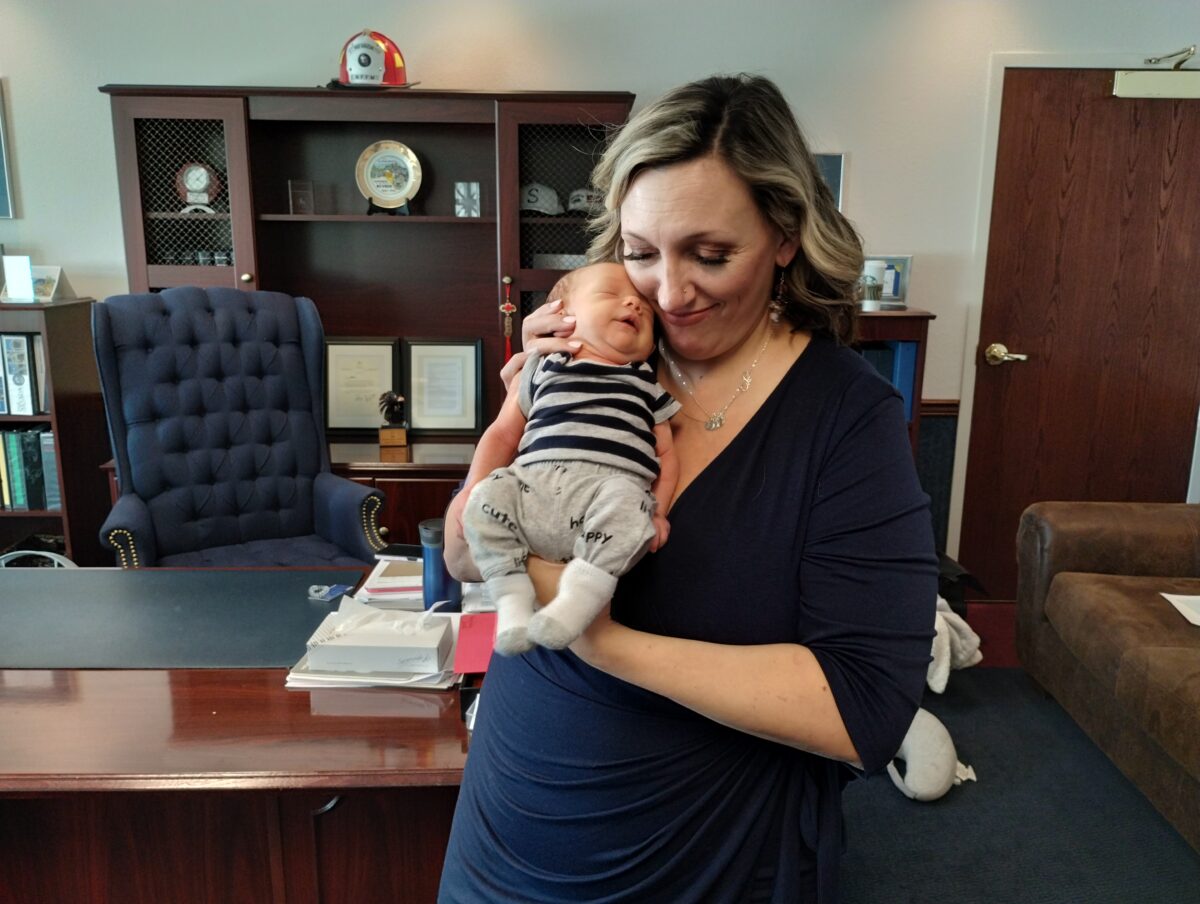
[704,413,725,431]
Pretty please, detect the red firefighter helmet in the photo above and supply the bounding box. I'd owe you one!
[338,30,407,87]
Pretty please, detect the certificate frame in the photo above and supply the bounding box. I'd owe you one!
[325,338,399,433]
[402,338,483,435]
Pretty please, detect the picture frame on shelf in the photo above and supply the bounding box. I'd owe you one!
[402,338,483,435]
[288,179,314,215]
[454,181,481,217]
[0,81,12,219]
[815,153,845,211]
[864,254,913,307]
[325,338,399,432]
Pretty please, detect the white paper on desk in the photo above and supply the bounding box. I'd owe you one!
[1160,593,1200,626]
[286,654,459,689]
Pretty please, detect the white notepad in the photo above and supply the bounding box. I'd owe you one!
[1160,593,1200,627]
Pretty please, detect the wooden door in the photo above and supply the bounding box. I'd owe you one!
[959,68,1200,601]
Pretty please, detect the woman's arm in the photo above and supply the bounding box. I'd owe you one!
[444,378,526,582]
[566,387,935,771]
[570,614,862,765]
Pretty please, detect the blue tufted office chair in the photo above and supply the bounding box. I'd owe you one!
[93,286,387,568]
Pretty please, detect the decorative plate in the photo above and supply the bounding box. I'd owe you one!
[355,141,422,208]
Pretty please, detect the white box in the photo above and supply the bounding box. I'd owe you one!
[306,616,453,674]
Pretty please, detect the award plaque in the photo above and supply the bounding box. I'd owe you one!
[355,140,422,211]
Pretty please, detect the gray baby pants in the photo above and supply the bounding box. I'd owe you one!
[463,460,657,581]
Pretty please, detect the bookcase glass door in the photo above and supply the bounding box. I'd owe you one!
[516,121,610,271]
[134,117,234,269]
[111,95,256,292]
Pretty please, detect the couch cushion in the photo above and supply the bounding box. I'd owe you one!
[1115,645,1200,778]
[1044,573,1200,696]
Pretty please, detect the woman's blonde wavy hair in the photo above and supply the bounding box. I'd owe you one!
[588,74,862,344]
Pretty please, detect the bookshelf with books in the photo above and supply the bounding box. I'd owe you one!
[0,298,110,564]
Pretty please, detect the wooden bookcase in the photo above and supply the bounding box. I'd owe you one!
[100,86,636,433]
[0,299,109,564]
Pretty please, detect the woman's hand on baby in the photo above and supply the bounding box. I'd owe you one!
[650,513,670,552]
[499,299,581,386]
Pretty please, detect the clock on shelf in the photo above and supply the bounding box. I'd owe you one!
[174,162,223,214]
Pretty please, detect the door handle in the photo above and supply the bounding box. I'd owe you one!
[984,342,1028,366]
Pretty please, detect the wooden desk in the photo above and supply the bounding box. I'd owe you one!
[0,597,469,904]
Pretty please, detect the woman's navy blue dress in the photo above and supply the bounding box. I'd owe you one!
[439,334,938,903]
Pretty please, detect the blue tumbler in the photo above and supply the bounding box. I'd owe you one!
[419,517,462,612]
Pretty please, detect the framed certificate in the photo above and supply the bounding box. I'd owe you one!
[402,339,483,435]
[325,338,399,432]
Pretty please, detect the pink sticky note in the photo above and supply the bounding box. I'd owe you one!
[454,612,497,674]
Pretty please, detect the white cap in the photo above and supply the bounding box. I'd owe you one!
[520,182,563,215]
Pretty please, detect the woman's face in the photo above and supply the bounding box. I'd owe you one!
[618,154,800,363]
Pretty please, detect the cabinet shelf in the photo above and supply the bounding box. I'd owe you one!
[0,414,53,425]
[257,214,497,224]
[145,211,232,221]
[0,509,62,519]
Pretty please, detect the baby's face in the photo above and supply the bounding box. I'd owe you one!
[562,263,655,363]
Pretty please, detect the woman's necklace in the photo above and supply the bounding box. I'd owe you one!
[658,323,776,431]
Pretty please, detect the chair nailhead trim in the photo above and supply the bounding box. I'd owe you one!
[108,529,141,569]
[362,495,387,550]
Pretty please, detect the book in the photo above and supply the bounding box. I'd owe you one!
[375,542,423,561]
[360,557,424,599]
[31,334,47,413]
[0,354,6,414]
[0,433,8,508]
[3,431,28,510]
[17,429,45,510]
[1,334,37,416]
[39,431,60,510]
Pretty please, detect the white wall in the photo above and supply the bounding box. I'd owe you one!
[1,0,1195,542]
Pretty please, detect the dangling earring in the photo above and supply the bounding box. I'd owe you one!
[768,270,787,323]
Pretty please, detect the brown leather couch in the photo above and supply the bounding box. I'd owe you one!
[1017,501,1200,852]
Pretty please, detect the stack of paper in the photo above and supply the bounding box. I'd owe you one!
[286,654,459,689]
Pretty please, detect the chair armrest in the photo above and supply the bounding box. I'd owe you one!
[313,472,387,563]
[1016,501,1200,627]
[99,494,158,568]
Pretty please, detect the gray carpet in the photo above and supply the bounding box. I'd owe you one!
[840,668,1200,903]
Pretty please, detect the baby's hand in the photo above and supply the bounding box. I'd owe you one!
[650,512,670,552]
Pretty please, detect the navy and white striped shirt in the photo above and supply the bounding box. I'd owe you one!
[516,352,681,481]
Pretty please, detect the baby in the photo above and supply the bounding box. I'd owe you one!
[462,262,679,654]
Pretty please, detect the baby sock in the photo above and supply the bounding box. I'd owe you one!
[488,572,537,656]
[528,558,618,650]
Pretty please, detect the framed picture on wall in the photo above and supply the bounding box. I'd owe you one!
[815,153,845,210]
[325,338,399,431]
[864,254,913,306]
[402,338,483,435]
[0,82,14,219]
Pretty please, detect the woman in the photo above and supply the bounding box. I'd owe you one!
[440,74,937,903]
